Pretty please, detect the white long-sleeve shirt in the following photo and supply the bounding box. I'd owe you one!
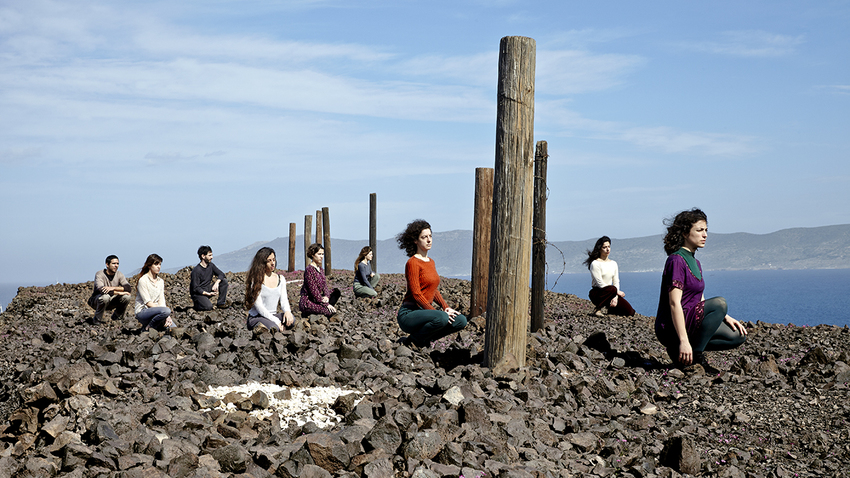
[249,274,291,327]
[135,274,166,314]
[590,259,620,290]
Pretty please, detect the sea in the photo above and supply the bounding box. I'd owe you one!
[2,269,849,327]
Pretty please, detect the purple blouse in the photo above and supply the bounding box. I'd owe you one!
[299,265,331,316]
[654,254,705,345]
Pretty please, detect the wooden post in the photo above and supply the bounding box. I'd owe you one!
[484,36,536,369]
[470,168,494,318]
[370,193,377,273]
[531,141,548,332]
[315,210,323,245]
[322,207,331,276]
[288,222,297,272]
[304,215,312,270]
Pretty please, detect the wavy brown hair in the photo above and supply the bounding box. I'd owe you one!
[663,208,708,255]
[354,246,371,271]
[583,236,611,270]
[306,243,323,265]
[244,247,275,310]
[396,219,431,257]
[137,254,163,279]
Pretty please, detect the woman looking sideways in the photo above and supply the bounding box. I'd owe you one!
[396,220,467,347]
[655,208,748,369]
[299,243,341,317]
[353,246,380,298]
[244,247,294,331]
[583,236,635,317]
[134,254,174,331]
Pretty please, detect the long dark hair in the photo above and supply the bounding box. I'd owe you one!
[138,254,163,279]
[245,247,275,310]
[663,208,708,255]
[354,246,371,271]
[583,236,611,270]
[396,219,431,257]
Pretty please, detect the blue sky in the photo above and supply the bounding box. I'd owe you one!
[1,0,848,285]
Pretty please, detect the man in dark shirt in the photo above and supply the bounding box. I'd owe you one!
[88,255,132,324]
[190,245,229,310]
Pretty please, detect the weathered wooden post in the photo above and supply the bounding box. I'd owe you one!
[322,207,332,275]
[484,36,536,369]
[531,141,548,332]
[288,222,297,272]
[315,210,323,245]
[304,215,312,269]
[370,193,377,273]
[470,168,494,318]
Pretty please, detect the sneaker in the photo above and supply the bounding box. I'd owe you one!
[593,309,605,318]
[253,323,270,335]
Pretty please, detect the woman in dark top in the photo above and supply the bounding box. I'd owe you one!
[299,243,340,317]
[655,208,748,369]
[353,246,380,298]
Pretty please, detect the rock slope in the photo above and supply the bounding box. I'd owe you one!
[0,268,848,477]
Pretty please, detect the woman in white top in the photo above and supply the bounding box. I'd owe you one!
[583,236,635,317]
[134,254,174,330]
[244,247,294,331]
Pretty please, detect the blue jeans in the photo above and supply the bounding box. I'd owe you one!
[136,307,172,331]
[397,304,467,346]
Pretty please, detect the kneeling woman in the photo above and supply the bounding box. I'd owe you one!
[134,254,174,331]
[245,247,294,331]
[353,246,380,298]
[584,236,635,317]
[299,243,341,317]
[396,220,467,347]
[655,208,748,369]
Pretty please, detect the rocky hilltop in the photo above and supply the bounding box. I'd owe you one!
[0,270,848,477]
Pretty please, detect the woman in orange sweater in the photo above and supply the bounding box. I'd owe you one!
[396,219,467,347]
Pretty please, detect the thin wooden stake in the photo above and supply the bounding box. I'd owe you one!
[531,141,548,332]
[470,168,494,318]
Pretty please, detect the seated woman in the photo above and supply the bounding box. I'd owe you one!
[299,243,341,318]
[655,208,748,369]
[244,247,294,331]
[583,236,635,317]
[134,254,174,331]
[353,246,381,298]
[396,219,467,347]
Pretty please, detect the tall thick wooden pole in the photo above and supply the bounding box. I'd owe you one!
[288,222,297,272]
[470,168,494,318]
[531,141,548,332]
[315,210,323,245]
[304,215,312,270]
[484,36,536,369]
[322,207,332,275]
[370,193,377,273]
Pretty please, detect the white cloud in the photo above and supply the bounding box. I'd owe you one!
[677,30,804,58]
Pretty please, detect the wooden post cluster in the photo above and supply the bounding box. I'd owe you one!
[531,141,548,332]
[288,222,296,272]
[470,168,494,318]
[322,207,331,275]
[370,193,377,273]
[484,36,536,369]
[304,215,312,270]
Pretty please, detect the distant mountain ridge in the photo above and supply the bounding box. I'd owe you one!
[200,224,850,277]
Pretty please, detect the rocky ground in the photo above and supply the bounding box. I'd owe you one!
[0,268,848,477]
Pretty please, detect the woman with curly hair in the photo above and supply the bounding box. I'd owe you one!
[655,208,747,370]
[396,219,467,347]
[584,236,635,317]
[244,247,294,331]
[299,243,340,317]
[134,254,174,331]
[353,246,380,298]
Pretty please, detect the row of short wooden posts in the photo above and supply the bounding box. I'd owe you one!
[278,36,541,371]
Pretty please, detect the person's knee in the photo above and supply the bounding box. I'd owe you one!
[451,314,468,330]
[707,296,728,314]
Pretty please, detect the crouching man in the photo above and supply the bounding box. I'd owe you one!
[88,255,132,324]
[190,245,229,310]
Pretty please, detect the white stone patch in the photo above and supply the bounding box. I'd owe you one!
[201,382,368,429]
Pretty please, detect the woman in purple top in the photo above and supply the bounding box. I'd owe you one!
[299,243,341,317]
[655,208,747,370]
